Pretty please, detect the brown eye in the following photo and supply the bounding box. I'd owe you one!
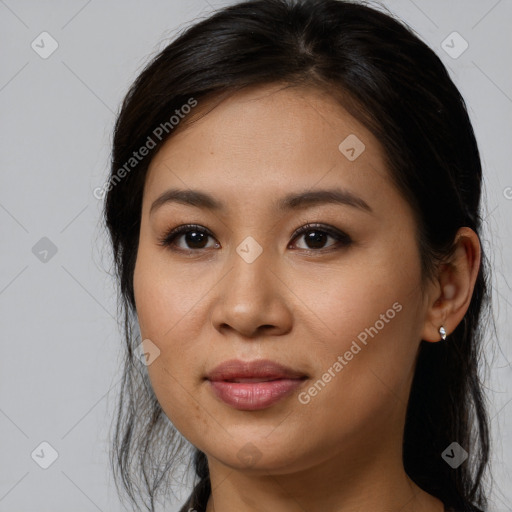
[158,224,219,251]
[290,223,352,251]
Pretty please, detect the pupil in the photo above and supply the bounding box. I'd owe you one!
[306,230,327,249]
[186,231,207,248]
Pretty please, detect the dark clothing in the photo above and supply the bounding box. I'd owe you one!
[178,495,478,512]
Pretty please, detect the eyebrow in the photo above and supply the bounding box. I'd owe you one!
[149,187,373,216]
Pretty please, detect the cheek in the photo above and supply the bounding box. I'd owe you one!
[292,240,424,433]
[133,241,206,341]
[294,234,422,348]
[133,246,215,436]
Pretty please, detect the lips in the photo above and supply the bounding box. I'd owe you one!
[206,359,308,410]
[206,359,307,382]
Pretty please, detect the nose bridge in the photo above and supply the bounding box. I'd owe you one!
[228,234,274,304]
[210,235,292,336]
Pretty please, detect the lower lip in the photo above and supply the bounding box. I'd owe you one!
[208,379,305,410]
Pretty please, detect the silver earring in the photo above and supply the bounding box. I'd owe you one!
[439,326,447,340]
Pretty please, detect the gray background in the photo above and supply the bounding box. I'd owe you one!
[1,1,511,511]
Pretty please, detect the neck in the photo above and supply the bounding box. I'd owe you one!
[204,439,444,512]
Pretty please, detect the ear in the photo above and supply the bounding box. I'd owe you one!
[420,227,481,343]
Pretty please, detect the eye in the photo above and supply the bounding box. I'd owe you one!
[157,224,219,252]
[158,222,352,254]
[289,223,352,251]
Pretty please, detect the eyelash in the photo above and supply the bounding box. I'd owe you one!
[157,222,352,254]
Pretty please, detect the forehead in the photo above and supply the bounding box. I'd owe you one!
[144,83,394,214]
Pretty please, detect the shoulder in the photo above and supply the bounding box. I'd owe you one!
[445,505,486,512]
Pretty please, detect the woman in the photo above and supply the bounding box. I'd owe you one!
[103,1,492,511]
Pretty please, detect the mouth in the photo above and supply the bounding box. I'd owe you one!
[206,359,308,410]
[206,358,307,382]
[223,377,300,383]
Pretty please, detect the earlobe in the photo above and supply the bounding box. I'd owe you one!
[420,227,481,344]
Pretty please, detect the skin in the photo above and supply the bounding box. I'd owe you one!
[133,83,481,512]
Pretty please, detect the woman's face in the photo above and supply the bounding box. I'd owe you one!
[133,83,431,474]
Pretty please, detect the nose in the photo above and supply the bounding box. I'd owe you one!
[210,245,293,339]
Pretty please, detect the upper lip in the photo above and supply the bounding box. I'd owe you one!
[206,359,307,382]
